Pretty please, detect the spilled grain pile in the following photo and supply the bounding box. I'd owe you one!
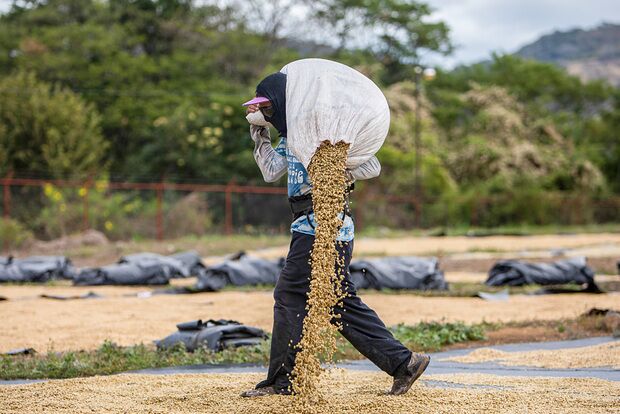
[442,341,620,369]
[3,371,620,414]
[290,141,350,410]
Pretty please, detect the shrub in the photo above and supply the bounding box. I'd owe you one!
[0,218,33,249]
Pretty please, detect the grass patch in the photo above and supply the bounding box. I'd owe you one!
[333,321,486,360]
[0,340,271,380]
[1,321,486,380]
[391,321,486,351]
[359,283,588,297]
[358,223,620,238]
[465,247,506,253]
[16,234,290,264]
[216,282,615,297]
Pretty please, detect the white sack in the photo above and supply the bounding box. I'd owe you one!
[280,58,390,169]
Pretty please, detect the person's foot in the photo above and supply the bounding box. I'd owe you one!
[389,353,431,395]
[240,386,278,398]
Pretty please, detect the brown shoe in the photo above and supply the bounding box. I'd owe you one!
[240,386,278,398]
[389,353,430,395]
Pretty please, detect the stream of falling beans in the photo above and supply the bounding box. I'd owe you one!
[290,141,351,413]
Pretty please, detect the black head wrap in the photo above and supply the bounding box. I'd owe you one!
[256,72,287,137]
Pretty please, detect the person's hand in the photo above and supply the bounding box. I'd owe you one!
[246,104,259,115]
[250,124,270,143]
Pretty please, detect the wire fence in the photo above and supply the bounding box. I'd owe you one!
[2,174,620,242]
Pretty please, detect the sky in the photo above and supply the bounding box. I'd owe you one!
[1,0,619,68]
[425,0,620,67]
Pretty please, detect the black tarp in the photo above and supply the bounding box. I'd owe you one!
[2,348,36,356]
[119,252,192,278]
[74,251,206,286]
[164,253,449,293]
[155,319,268,352]
[170,251,207,277]
[486,257,601,292]
[40,291,103,300]
[0,256,77,283]
[193,252,284,292]
[349,256,448,290]
[74,262,171,285]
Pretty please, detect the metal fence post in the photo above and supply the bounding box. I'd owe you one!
[2,176,10,220]
[82,176,92,232]
[414,197,421,228]
[2,172,13,251]
[225,180,234,235]
[2,171,13,220]
[156,181,164,241]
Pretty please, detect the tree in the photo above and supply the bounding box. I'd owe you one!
[427,55,617,192]
[127,96,262,183]
[586,90,620,192]
[0,71,108,178]
[309,0,452,82]
[0,0,295,178]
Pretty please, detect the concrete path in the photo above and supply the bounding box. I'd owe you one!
[342,336,620,382]
[3,336,618,387]
[128,336,619,381]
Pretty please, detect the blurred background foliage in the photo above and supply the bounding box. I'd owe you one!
[0,0,619,239]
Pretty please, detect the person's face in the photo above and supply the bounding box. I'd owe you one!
[245,100,273,127]
[245,101,273,118]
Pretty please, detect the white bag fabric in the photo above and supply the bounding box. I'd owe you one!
[280,58,390,169]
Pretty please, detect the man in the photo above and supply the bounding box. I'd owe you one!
[240,72,429,397]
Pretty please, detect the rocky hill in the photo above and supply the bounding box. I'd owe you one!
[516,23,620,86]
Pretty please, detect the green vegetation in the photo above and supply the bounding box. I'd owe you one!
[360,282,620,298]
[0,0,619,238]
[50,233,289,261]
[357,223,620,238]
[0,72,107,179]
[360,283,541,297]
[2,314,614,380]
[390,321,486,351]
[1,321,485,380]
[0,340,271,380]
[0,218,33,249]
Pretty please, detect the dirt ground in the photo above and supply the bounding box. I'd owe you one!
[252,232,620,258]
[1,232,619,352]
[1,283,618,352]
[2,371,619,414]
[444,271,619,284]
[2,233,619,413]
[442,341,620,369]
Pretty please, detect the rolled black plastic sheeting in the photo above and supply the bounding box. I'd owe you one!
[349,256,448,291]
[119,252,191,278]
[168,253,449,293]
[194,252,284,292]
[155,319,268,352]
[74,251,207,286]
[74,262,171,286]
[0,256,77,283]
[40,291,103,300]
[170,251,207,276]
[486,257,601,292]
[3,348,36,356]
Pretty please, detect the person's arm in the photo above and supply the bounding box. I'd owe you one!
[346,156,381,182]
[251,125,287,183]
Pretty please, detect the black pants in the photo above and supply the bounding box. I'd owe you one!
[256,231,412,393]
